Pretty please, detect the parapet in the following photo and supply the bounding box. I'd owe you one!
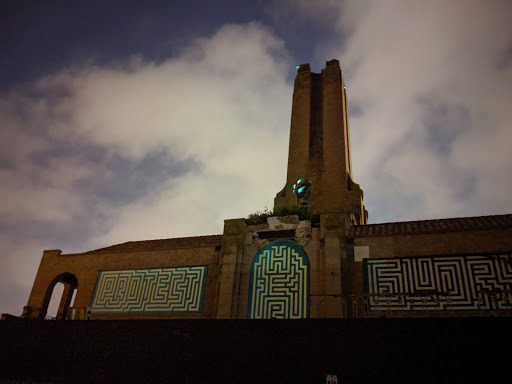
[296,63,311,74]
[326,59,340,68]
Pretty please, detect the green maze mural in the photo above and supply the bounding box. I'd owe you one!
[248,240,310,319]
[364,254,512,310]
[91,266,208,313]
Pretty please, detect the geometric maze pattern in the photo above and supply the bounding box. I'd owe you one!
[364,254,512,311]
[90,266,208,313]
[248,240,309,319]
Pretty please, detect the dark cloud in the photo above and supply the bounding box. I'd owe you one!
[0,1,270,90]
[89,151,200,206]
[0,22,293,316]
[417,99,470,155]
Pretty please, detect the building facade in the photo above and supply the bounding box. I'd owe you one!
[16,60,512,320]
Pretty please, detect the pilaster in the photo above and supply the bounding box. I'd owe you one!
[216,218,246,319]
[310,212,351,318]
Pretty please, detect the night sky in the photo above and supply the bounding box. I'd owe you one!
[1,0,511,316]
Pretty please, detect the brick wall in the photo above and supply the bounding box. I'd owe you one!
[348,228,512,296]
[26,244,221,319]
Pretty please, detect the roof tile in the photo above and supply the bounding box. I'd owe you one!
[84,234,223,254]
[350,214,512,238]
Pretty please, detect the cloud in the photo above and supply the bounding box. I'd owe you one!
[322,0,512,221]
[2,2,512,317]
[0,22,293,315]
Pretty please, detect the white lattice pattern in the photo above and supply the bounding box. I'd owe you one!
[91,266,208,313]
[249,241,309,319]
[365,254,512,310]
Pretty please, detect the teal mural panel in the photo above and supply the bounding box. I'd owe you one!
[90,266,208,313]
[248,240,310,319]
[364,254,512,310]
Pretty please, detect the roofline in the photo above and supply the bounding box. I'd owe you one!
[350,213,512,238]
[357,213,512,227]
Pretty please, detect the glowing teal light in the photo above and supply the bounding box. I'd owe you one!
[298,187,305,193]
[296,65,300,70]
[297,179,302,184]
[293,184,296,190]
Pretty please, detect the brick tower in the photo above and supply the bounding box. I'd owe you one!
[274,59,368,224]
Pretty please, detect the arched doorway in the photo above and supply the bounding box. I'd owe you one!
[39,273,78,320]
[248,240,310,319]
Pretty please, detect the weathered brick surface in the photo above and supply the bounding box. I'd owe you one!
[348,227,512,296]
[26,243,221,320]
[216,218,246,319]
[274,60,366,224]
[23,210,512,320]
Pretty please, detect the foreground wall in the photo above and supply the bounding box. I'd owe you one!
[218,214,348,319]
[347,218,512,316]
[24,237,222,320]
[1,318,510,384]
[23,214,351,320]
[20,214,512,320]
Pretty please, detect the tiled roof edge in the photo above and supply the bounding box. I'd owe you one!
[350,213,512,238]
[79,234,223,255]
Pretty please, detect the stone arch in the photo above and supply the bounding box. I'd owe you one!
[248,240,310,319]
[39,273,78,320]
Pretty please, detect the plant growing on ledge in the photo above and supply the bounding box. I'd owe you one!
[246,206,318,225]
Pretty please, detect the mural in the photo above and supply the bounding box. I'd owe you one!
[364,254,512,310]
[91,266,208,313]
[248,240,310,319]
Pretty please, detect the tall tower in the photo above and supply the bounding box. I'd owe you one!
[274,59,368,224]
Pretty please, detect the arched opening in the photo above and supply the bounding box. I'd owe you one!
[46,282,65,318]
[248,240,310,319]
[39,273,78,320]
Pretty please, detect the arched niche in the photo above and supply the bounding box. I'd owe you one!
[248,240,310,319]
[39,272,78,320]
